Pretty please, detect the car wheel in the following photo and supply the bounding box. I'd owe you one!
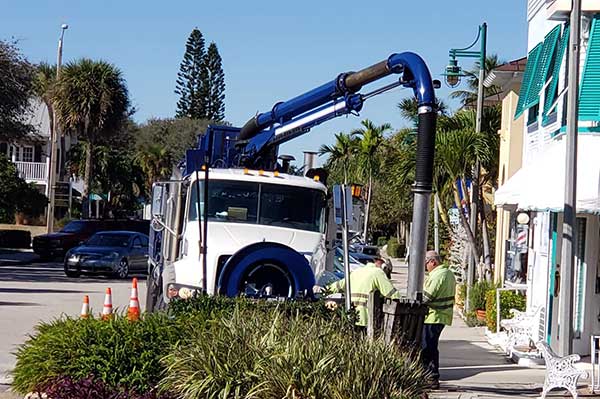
[64,264,80,278]
[115,258,129,279]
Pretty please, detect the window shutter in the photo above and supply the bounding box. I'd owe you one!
[524,25,562,110]
[579,16,600,121]
[542,25,570,125]
[515,43,543,119]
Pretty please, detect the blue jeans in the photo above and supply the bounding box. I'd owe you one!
[421,323,445,380]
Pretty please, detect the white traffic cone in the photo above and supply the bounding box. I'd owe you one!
[80,295,90,319]
[127,278,140,321]
[102,287,113,320]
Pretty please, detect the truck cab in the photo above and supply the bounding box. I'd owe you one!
[147,168,328,309]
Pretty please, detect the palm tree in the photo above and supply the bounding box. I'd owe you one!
[135,143,173,196]
[33,63,57,135]
[450,54,503,108]
[53,59,129,217]
[351,119,392,241]
[397,97,449,125]
[318,132,358,184]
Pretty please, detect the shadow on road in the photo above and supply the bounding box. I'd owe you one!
[0,263,147,284]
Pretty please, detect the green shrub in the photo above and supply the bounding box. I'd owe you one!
[387,237,400,258]
[12,312,183,394]
[456,283,466,308]
[14,296,427,398]
[468,280,494,311]
[376,236,388,247]
[161,305,428,399]
[485,289,526,331]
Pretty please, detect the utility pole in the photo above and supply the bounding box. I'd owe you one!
[558,0,581,357]
[46,23,68,233]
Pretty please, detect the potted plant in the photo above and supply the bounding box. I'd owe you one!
[469,280,492,321]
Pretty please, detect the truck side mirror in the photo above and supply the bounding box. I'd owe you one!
[151,185,165,217]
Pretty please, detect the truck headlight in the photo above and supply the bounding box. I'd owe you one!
[167,283,200,299]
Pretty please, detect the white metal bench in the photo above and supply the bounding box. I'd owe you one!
[536,341,588,399]
[500,305,543,355]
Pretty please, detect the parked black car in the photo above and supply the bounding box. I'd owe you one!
[64,231,149,278]
[33,219,150,259]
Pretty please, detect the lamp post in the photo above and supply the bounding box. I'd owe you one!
[445,22,487,313]
[557,0,581,357]
[46,23,68,233]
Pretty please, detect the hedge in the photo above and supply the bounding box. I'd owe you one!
[485,289,527,332]
[0,229,31,249]
[13,296,429,398]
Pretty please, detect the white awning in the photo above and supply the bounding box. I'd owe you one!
[494,135,600,214]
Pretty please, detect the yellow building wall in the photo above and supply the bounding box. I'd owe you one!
[494,90,524,285]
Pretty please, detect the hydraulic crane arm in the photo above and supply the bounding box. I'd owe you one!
[239,52,436,140]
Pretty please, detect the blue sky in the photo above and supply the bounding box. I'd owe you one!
[3,0,527,166]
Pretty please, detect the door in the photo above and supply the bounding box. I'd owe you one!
[130,236,146,270]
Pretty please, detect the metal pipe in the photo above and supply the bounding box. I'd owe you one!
[434,193,440,253]
[342,185,352,311]
[467,22,486,313]
[558,0,581,357]
[47,24,67,232]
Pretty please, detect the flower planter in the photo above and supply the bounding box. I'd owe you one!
[476,309,486,322]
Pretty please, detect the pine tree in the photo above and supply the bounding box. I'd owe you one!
[175,28,206,118]
[204,42,225,121]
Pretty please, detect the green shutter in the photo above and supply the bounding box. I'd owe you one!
[579,16,600,121]
[542,25,570,125]
[515,43,543,119]
[524,25,561,110]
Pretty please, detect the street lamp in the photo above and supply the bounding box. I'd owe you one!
[46,23,68,233]
[445,22,487,314]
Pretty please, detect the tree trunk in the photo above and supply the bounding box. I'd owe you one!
[460,178,472,217]
[452,181,479,262]
[83,142,93,219]
[436,194,450,230]
[362,171,372,242]
[479,189,492,281]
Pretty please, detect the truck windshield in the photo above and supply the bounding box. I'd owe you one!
[188,180,326,233]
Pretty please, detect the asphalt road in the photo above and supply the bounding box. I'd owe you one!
[0,259,147,387]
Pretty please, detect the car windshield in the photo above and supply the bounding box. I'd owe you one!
[188,180,326,233]
[61,221,90,233]
[85,234,131,248]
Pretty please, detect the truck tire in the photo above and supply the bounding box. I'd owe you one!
[217,242,315,298]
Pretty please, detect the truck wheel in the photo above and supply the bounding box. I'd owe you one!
[217,242,315,298]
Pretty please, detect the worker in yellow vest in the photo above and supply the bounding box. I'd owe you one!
[421,250,456,389]
[325,257,401,327]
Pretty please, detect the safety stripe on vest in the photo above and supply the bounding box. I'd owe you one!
[352,302,367,308]
[351,293,369,299]
[427,303,454,310]
[385,288,398,297]
[427,295,455,303]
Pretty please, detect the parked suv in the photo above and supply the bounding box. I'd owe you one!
[32,219,150,259]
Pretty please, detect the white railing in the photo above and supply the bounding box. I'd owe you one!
[14,161,47,182]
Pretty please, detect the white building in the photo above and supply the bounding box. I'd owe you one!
[495,0,600,355]
[0,99,79,219]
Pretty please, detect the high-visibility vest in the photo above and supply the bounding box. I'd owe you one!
[328,263,401,326]
[423,263,456,325]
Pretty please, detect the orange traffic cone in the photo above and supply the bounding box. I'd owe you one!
[127,278,140,321]
[80,295,90,319]
[102,287,113,320]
